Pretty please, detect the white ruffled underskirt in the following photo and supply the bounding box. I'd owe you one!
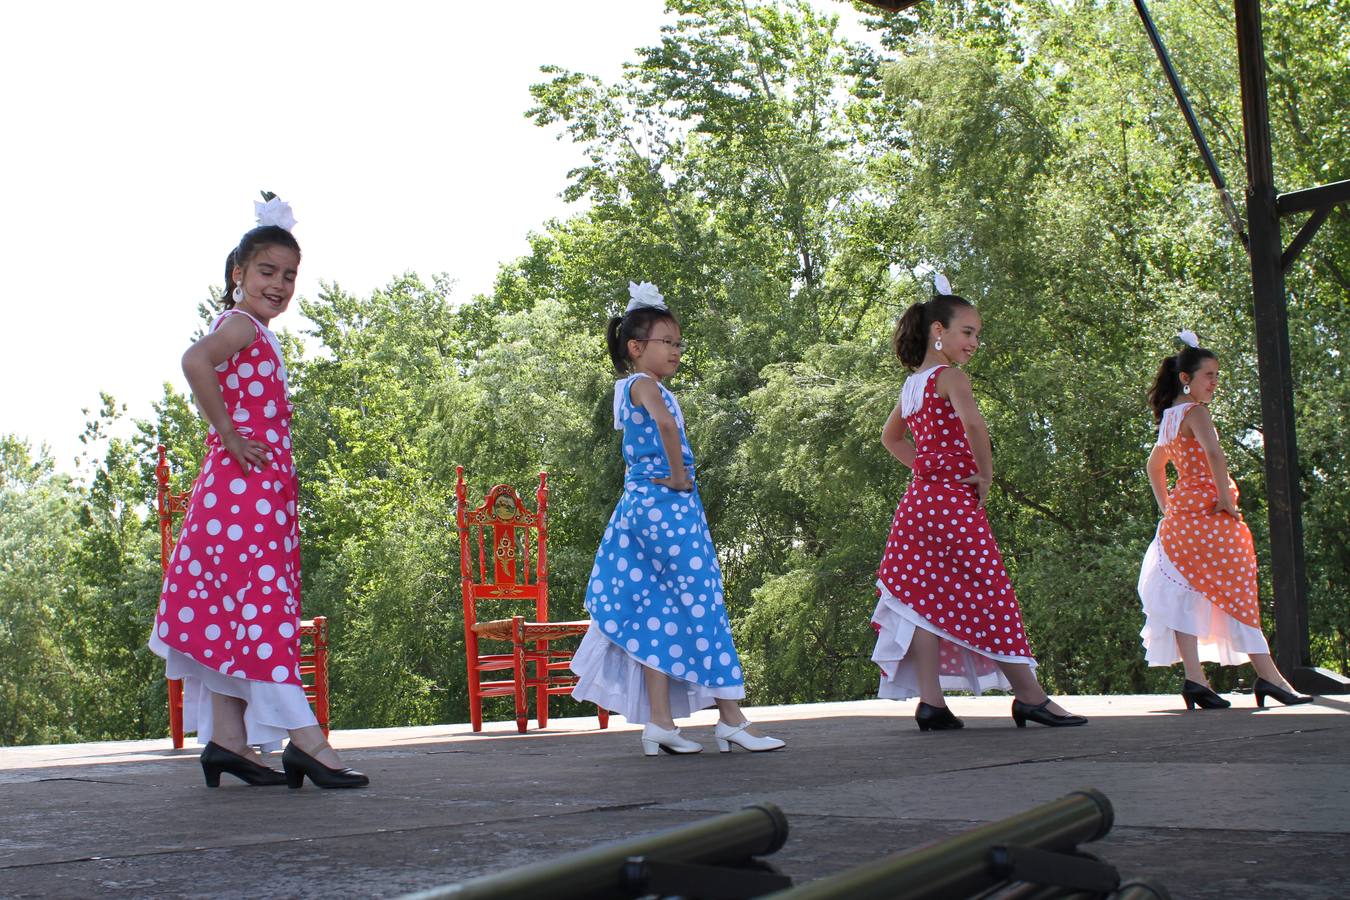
[149,634,317,750]
[1137,534,1269,667]
[570,625,744,725]
[870,581,1034,701]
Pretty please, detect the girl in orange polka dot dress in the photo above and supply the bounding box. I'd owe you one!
[1138,332,1311,710]
[871,280,1086,732]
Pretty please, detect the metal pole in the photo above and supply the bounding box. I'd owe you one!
[1233,0,1309,681]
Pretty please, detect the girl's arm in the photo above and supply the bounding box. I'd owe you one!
[630,376,692,491]
[1146,444,1170,514]
[1185,406,1239,517]
[181,315,271,472]
[939,368,993,506]
[881,404,916,468]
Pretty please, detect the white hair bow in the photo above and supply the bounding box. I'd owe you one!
[1177,329,1199,349]
[255,196,297,232]
[933,272,953,296]
[626,281,667,313]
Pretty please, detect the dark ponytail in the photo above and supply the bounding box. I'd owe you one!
[219,224,302,311]
[1147,344,1217,421]
[606,306,678,373]
[891,293,974,369]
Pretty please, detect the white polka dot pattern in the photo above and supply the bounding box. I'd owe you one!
[581,376,743,691]
[874,366,1034,673]
[150,310,304,686]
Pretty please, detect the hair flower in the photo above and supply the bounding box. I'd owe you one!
[932,272,953,296]
[255,195,297,232]
[626,280,667,313]
[1176,329,1200,349]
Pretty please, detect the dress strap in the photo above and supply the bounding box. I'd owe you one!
[1157,402,1199,445]
[900,365,944,418]
[209,308,262,336]
[613,373,684,430]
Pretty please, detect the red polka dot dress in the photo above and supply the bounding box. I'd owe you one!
[871,366,1035,699]
[148,309,316,748]
[1137,403,1268,666]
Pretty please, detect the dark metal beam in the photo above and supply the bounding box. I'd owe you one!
[1132,0,1248,245]
[1281,206,1331,272]
[1234,0,1310,682]
[1277,178,1350,216]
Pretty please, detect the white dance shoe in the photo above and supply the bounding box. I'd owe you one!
[641,723,703,756]
[714,720,786,753]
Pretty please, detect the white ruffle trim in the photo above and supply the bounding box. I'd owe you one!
[870,581,1034,700]
[900,366,941,418]
[149,634,317,750]
[570,624,743,725]
[1137,533,1269,667]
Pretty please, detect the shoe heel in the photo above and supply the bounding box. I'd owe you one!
[716,738,731,753]
[201,762,221,788]
[283,763,305,789]
[1255,691,1267,709]
[1183,695,1196,710]
[641,740,660,757]
[1013,714,1026,728]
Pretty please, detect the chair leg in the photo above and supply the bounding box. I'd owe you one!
[597,706,609,730]
[513,618,528,734]
[536,662,549,730]
[167,677,185,749]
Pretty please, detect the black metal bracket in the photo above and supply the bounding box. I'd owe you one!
[621,856,792,899]
[987,845,1121,894]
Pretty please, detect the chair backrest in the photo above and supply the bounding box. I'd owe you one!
[455,466,549,634]
[155,444,192,573]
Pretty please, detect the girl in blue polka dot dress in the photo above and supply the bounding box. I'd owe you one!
[570,282,786,756]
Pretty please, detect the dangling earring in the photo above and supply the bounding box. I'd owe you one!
[232,282,244,303]
[1182,383,1191,395]
[935,336,943,352]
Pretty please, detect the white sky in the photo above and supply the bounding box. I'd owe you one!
[0,1,873,476]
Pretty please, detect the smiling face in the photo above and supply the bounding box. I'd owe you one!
[628,317,683,380]
[933,305,981,365]
[232,243,300,325]
[1181,356,1219,404]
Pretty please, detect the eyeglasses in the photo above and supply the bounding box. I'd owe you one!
[637,337,687,352]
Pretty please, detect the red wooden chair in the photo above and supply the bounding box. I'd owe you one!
[456,466,609,733]
[155,444,330,748]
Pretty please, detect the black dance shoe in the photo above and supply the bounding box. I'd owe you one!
[282,742,370,789]
[1011,698,1088,728]
[915,701,964,732]
[1181,679,1231,710]
[200,741,287,788]
[1253,677,1313,708]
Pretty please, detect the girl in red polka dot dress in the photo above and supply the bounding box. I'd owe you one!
[149,197,367,789]
[1138,332,1311,710]
[871,279,1086,731]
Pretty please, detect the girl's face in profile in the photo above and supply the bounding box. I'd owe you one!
[936,306,981,365]
[1183,357,1219,404]
[629,318,684,380]
[233,244,300,324]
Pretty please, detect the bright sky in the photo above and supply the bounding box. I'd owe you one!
[1,1,873,476]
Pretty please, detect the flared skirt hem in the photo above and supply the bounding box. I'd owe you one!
[570,625,744,725]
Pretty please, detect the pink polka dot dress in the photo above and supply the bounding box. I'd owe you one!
[871,366,1035,699]
[148,309,316,748]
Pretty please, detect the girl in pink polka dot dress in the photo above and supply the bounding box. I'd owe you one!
[1138,333,1311,710]
[149,197,367,789]
[871,283,1086,731]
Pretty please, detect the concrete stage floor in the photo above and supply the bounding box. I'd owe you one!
[1,694,1347,899]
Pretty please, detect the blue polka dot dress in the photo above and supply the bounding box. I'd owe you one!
[570,374,745,724]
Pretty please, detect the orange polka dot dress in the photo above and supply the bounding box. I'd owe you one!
[1137,402,1269,666]
[871,366,1036,699]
